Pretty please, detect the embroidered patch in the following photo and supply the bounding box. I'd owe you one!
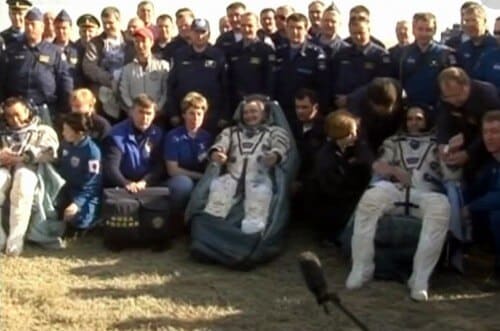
[88,159,100,173]
[70,156,80,167]
[205,60,216,68]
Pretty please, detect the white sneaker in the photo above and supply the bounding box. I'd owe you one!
[241,218,265,234]
[410,288,429,301]
[5,238,23,257]
[346,264,374,289]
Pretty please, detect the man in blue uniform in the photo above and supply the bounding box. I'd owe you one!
[388,20,410,64]
[437,67,500,179]
[0,7,73,122]
[462,111,500,289]
[307,1,325,39]
[0,0,31,48]
[152,14,176,63]
[215,2,246,56]
[474,46,500,96]
[310,4,348,60]
[75,14,100,89]
[226,12,275,110]
[271,5,294,53]
[166,8,194,57]
[103,94,165,190]
[166,18,228,134]
[397,12,456,110]
[331,18,391,108]
[456,4,497,76]
[53,10,83,88]
[274,13,328,136]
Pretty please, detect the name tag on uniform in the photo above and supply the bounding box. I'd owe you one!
[341,60,350,65]
[182,61,191,65]
[250,57,261,64]
[205,60,216,68]
[14,55,25,60]
[406,57,416,64]
[464,53,471,58]
[297,68,312,74]
[39,54,50,63]
[429,60,438,67]
[364,62,374,69]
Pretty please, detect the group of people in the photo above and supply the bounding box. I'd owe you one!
[0,0,500,303]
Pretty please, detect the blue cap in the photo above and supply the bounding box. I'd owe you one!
[55,9,72,24]
[6,0,32,9]
[25,7,43,21]
[191,18,210,32]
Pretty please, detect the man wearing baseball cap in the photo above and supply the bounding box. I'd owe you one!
[119,27,169,114]
[166,18,229,134]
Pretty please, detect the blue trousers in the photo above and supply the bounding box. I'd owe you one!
[166,175,195,212]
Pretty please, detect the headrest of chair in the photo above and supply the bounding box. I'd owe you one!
[233,94,278,125]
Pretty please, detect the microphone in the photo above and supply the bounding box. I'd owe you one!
[298,251,370,331]
[298,251,331,308]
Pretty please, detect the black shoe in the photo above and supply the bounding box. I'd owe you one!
[63,225,88,240]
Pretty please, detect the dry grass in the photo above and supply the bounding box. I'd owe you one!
[1,227,500,331]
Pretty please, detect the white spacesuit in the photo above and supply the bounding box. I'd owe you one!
[346,131,461,300]
[204,124,290,234]
[0,116,59,256]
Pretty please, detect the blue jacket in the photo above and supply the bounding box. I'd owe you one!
[226,39,275,109]
[215,30,240,56]
[54,40,83,88]
[166,45,228,131]
[0,37,73,110]
[331,41,391,96]
[467,158,500,213]
[0,26,23,48]
[398,41,456,107]
[310,34,349,60]
[474,47,500,96]
[457,33,497,76]
[274,41,328,118]
[58,136,102,208]
[103,119,164,186]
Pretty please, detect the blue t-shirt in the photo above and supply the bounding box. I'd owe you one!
[163,126,212,173]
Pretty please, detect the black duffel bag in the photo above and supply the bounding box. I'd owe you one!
[102,187,171,251]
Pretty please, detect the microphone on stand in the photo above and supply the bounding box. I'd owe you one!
[298,251,370,331]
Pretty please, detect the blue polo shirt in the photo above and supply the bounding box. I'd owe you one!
[163,126,212,173]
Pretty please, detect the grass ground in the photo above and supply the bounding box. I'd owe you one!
[1,226,500,331]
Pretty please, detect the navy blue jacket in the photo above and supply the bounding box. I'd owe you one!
[274,41,328,121]
[58,136,102,208]
[0,37,73,111]
[310,34,349,60]
[54,40,84,88]
[152,36,187,64]
[331,42,391,96]
[215,30,240,56]
[474,47,500,95]
[271,31,289,53]
[466,158,500,213]
[457,33,497,76]
[437,80,500,162]
[103,119,165,187]
[226,39,275,109]
[0,27,23,48]
[397,41,456,108]
[166,45,228,132]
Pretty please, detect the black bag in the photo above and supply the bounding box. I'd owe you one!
[102,187,171,251]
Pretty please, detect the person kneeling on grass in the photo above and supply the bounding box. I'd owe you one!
[57,112,102,239]
[204,95,291,234]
